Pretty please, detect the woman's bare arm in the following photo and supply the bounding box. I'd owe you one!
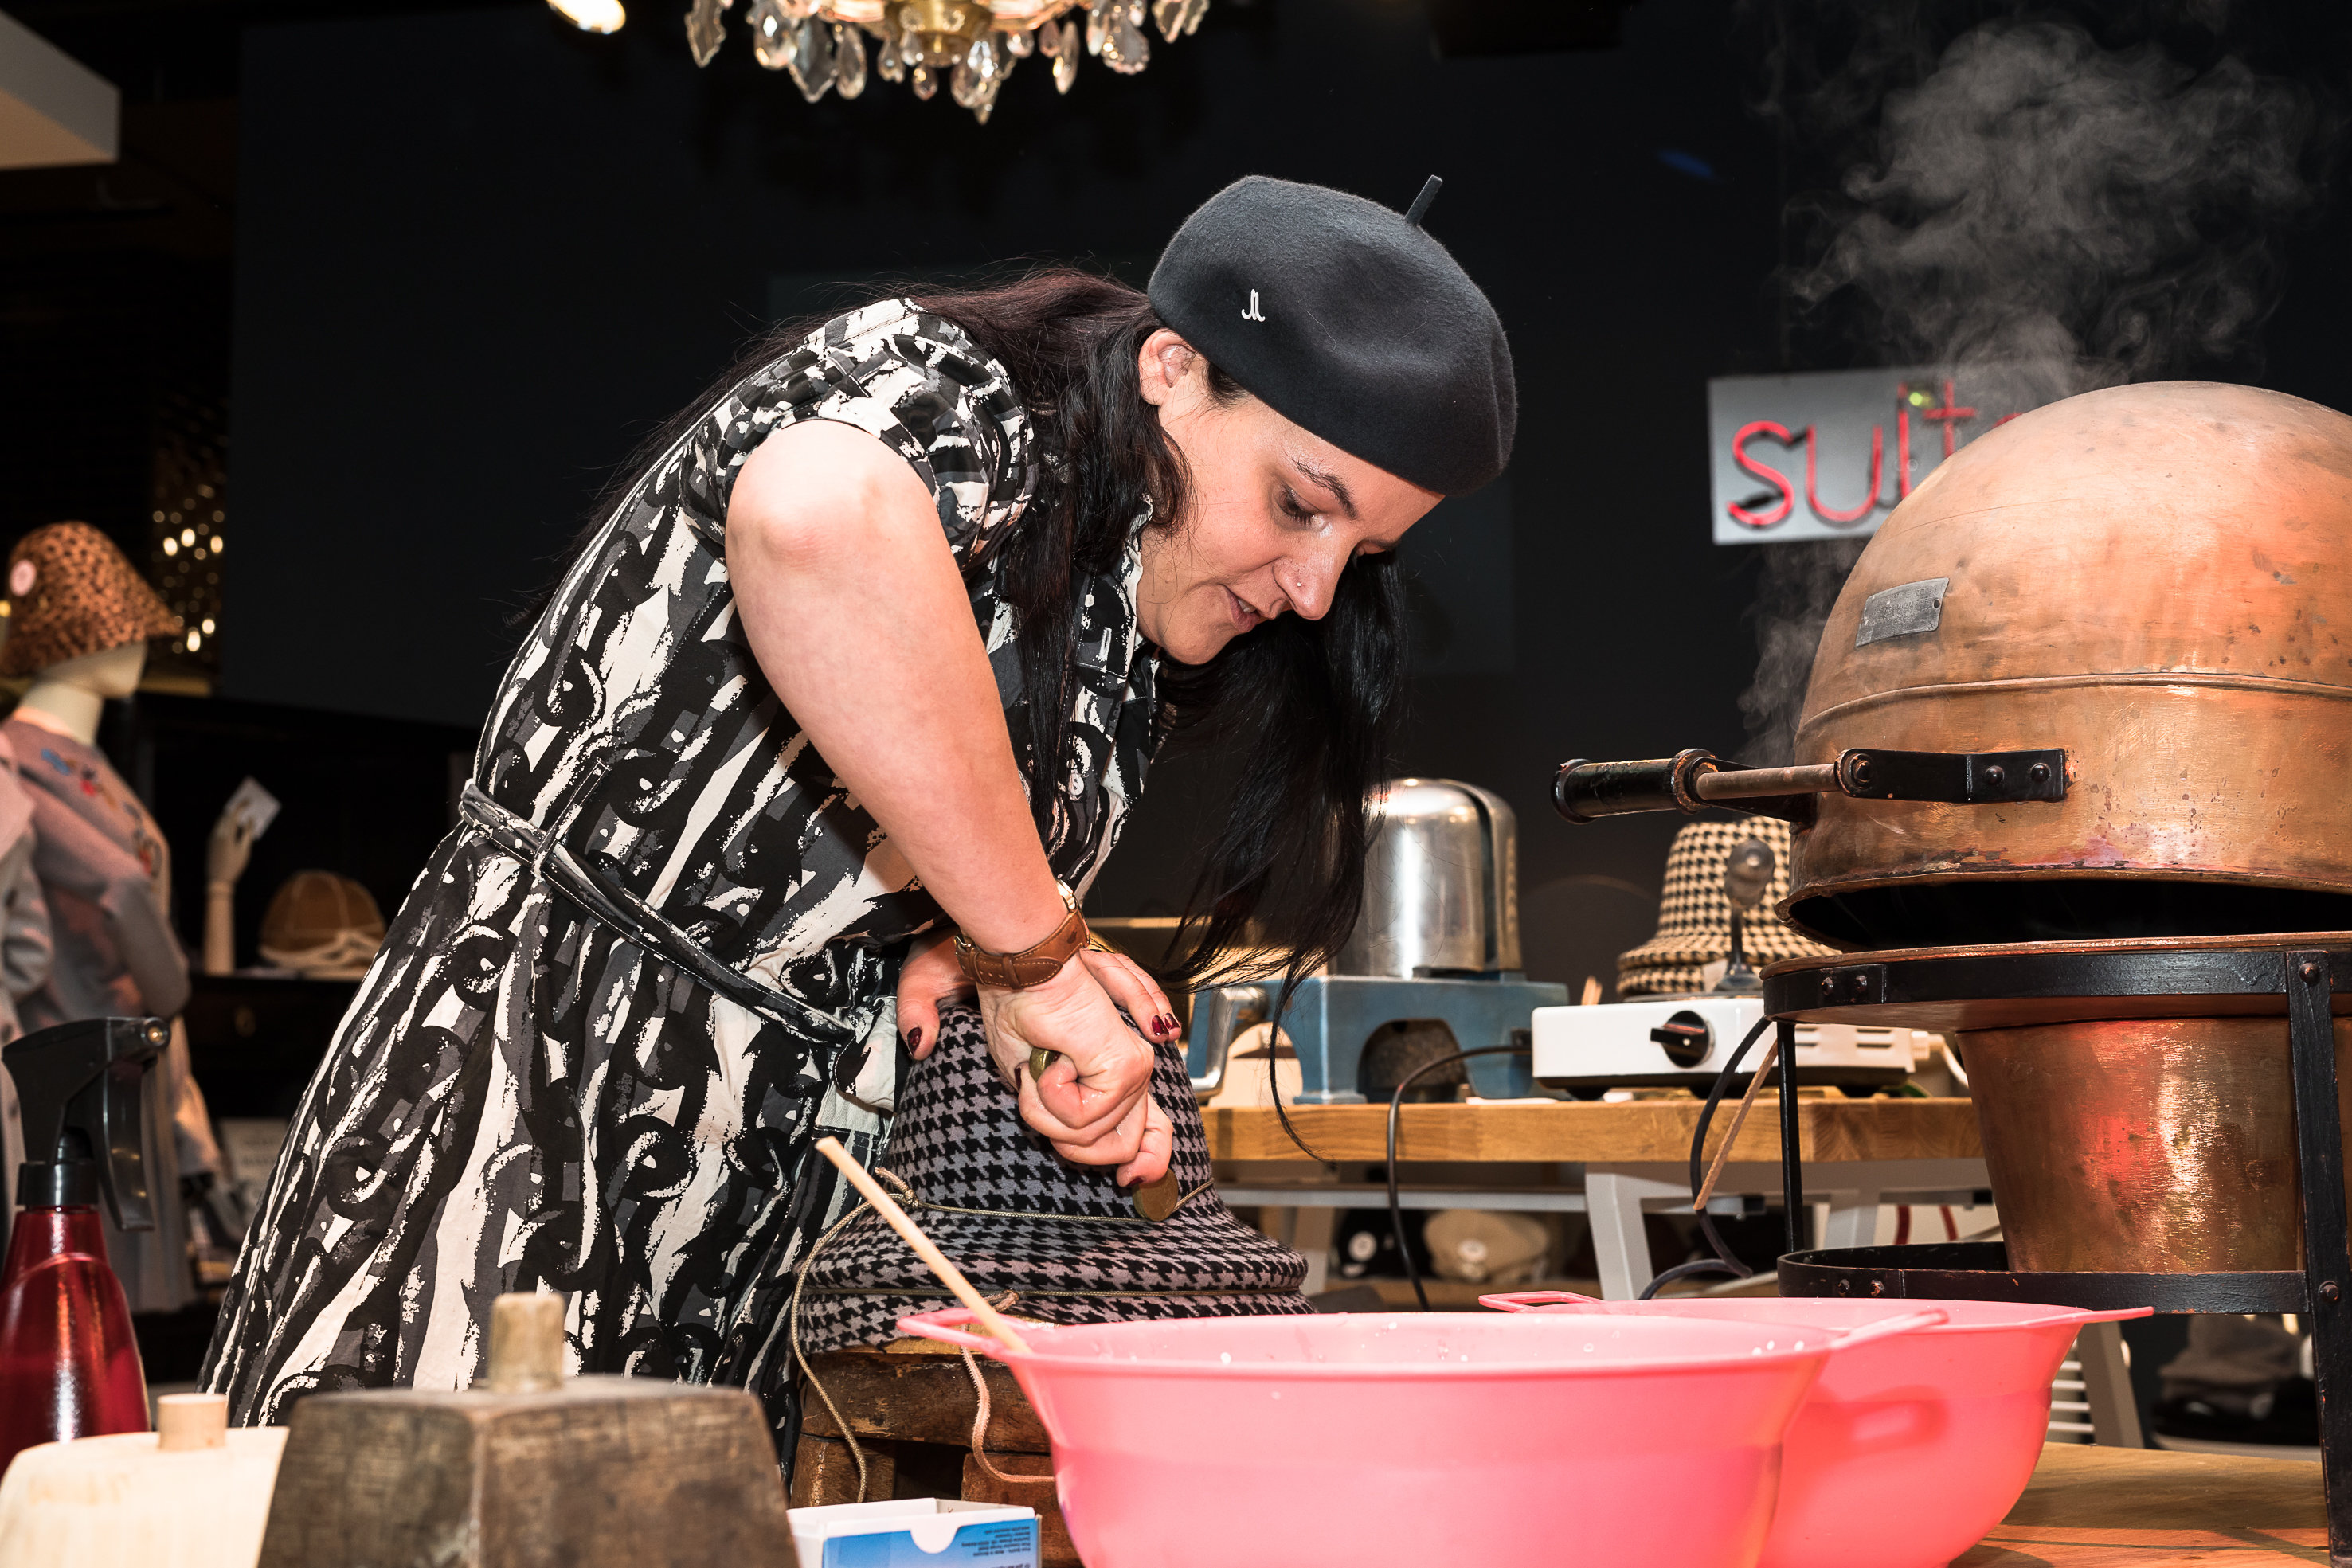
[726,419,1168,1181]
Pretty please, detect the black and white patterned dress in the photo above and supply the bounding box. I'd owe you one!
[202,300,1163,1423]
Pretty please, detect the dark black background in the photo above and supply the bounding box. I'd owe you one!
[24,0,2352,991]
[216,0,1798,990]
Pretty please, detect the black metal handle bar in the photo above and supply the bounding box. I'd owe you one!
[1552,746,2070,826]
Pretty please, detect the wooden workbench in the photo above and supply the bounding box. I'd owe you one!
[1204,1095,1984,1163]
[1208,1097,1990,1300]
[1955,1443,2325,1565]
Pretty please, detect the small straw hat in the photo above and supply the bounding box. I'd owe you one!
[1616,818,1837,998]
[0,522,182,677]
[788,1004,1313,1355]
[259,871,388,980]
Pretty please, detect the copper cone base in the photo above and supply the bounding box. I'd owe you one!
[1966,1015,2352,1273]
[1764,931,2352,1276]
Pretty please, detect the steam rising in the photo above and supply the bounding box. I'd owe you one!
[1737,12,2328,764]
[1740,538,1866,768]
[1798,19,2321,401]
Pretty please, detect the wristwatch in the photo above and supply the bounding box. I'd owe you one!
[955,881,1089,990]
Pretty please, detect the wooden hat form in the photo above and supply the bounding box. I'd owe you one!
[0,1394,286,1568]
[256,1292,799,1568]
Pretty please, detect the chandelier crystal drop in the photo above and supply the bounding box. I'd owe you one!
[552,0,1207,119]
[686,0,730,66]
[550,0,628,32]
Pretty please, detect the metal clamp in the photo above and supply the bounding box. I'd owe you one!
[1188,984,1270,1100]
[1836,748,2068,804]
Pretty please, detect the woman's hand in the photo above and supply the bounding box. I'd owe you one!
[895,929,971,1060]
[978,956,1172,1188]
[1078,947,1183,1050]
[896,929,1177,1187]
[895,932,1183,1058]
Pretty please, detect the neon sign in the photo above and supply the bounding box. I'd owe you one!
[1708,370,2039,545]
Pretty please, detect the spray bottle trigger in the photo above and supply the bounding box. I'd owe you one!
[96,1020,170,1233]
[2,1017,168,1230]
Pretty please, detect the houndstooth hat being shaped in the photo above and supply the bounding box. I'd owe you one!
[0,522,182,678]
[787,1003,1314,1354]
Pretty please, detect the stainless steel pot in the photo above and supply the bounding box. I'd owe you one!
[1335,779,1523,977]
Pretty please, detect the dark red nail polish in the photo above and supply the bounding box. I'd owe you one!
[905,1026,922,1051]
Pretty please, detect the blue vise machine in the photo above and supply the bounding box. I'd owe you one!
[1180,780,1566,1103]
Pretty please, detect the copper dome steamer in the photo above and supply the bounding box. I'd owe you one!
[1550,381,2352,1281]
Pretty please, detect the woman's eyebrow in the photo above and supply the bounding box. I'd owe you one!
[1290,459,1359,520]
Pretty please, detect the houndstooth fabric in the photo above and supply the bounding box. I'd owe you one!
[778,1004,1313,1355]
[1617,818,1836,997]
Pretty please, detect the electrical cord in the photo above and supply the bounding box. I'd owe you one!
[1262,974,1337,1165]
[1386,1044,1532,1311]
[1635,1014,1779,1300]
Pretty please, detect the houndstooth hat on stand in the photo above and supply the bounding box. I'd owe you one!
[1616,818,1837,998]
[789,1004,1313,1354]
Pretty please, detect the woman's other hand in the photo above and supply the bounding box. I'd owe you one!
[980,956,1172,1187]
[895,929,971,1060]
[1078,945,1183,1050]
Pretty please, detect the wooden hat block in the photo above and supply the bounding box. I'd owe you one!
[256,1292,797,1568]
[0,1394,286,1568]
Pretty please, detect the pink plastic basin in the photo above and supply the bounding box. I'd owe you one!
[899,1305,1942,1568]
[1482,1293,2150,1568]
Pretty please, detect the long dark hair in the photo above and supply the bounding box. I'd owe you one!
[558,268,1408,988]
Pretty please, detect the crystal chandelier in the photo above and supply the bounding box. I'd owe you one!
[552,0,1211,123]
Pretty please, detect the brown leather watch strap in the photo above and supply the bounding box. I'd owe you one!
[955,905,1090,990]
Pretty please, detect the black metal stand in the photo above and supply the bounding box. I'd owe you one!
[1763,942,2352,1566]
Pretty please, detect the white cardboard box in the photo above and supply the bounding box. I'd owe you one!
[788,1497,1040,1567]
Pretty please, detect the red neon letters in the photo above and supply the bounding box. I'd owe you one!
[1728,420,1796,529]
[1726,378,2010,535]
[1805,422,1884,526]
[1922,380,1977,457]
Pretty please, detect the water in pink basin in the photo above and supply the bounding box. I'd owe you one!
[901,1306,1942,1568]
[1484,1294,2149,1568]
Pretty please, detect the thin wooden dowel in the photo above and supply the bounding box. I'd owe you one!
[1693,1042,1779,1214]
[812,1136,1032,1355]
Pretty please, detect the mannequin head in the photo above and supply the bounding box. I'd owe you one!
[0,522,178,745]
[13,642,147,745]
[37,641,147,699]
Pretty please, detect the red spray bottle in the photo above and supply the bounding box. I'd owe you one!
[0,1016,169,1476]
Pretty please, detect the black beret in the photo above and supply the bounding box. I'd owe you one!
[1147,175,1517,495]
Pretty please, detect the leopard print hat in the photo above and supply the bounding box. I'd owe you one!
[0,522,182,677]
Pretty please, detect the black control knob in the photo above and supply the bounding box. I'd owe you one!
[1650,1010,1713,1069]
